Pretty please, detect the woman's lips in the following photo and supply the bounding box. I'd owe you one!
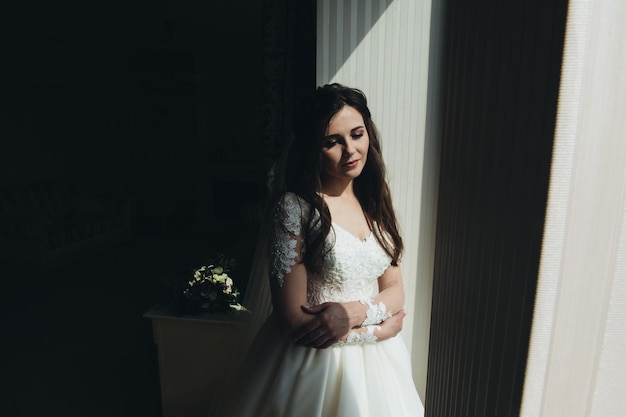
[343,160,359,169]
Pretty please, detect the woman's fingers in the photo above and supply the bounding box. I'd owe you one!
[295,327,333,348]
[292,302,349,347]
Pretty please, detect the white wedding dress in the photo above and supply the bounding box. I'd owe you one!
[224,193,424,417]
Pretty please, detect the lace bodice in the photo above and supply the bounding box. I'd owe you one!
[270,192,392,304]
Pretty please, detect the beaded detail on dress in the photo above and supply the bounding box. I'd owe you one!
[270,192,392,304]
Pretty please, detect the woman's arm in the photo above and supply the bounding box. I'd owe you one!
[293,264,406,348]
[371,264,406,318]
[271,259,357,347]
[291,300,368,348]
[270,261,315,335]
[272,194,405,348]
[269,203,356,345]
[270,193,367,347]
[336,309,406,344]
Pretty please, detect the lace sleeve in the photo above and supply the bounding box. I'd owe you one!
[270,193,310,287]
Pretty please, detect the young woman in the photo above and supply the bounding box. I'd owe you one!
[224,84,424,417]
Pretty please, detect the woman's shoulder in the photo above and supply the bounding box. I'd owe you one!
[280,191,305,204]
[271,192,315,237]
[275,191,310,211]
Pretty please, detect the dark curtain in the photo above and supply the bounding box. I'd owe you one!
[261,0,316,180]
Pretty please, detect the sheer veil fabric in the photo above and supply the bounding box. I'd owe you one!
[210,135,294,416]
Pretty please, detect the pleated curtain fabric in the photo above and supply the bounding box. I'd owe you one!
[424,0,568,416]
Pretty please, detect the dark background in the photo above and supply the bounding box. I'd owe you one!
[0,0,266,228]
[0,1,315,416]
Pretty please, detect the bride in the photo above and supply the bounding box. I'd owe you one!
[221,83,424,417]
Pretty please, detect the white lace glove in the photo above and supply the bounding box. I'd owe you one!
[336,325,381,345]
[360,298,393,326]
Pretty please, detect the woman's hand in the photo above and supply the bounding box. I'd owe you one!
[333,309,406,344]
[275,260,406,349]
[292,304,406,348]
[374,309,406,341]
[291,302,354,349]
[292,300,371,348]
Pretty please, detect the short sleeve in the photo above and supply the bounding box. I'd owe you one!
[270,192,310,287]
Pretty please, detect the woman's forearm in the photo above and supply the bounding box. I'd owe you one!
[372,264,405,315]
[271,262,318,337]
[343,265,405,329]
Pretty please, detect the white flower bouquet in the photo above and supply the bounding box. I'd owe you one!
[181,254,248,314]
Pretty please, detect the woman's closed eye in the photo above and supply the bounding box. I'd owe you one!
[323,129,365,148]
[323,138,338,148]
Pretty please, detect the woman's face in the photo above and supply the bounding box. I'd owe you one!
[320,105,370,186]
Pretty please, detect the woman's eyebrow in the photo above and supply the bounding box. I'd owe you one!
[324,126,365,139]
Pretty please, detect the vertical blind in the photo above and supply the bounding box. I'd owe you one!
[425,0,568,416]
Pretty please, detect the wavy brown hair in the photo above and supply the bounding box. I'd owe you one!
[281,83,403,273]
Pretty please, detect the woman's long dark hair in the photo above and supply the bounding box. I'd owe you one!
[282,83,403,273]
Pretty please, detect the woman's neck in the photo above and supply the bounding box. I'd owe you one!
[319,178,354,198]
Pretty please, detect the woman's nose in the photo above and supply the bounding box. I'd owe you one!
[343,140,355,155]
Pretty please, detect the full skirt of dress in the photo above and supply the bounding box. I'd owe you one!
[224,315,425,417]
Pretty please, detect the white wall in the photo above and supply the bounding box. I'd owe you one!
[316,0,435,398]
[520,0,626,415]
